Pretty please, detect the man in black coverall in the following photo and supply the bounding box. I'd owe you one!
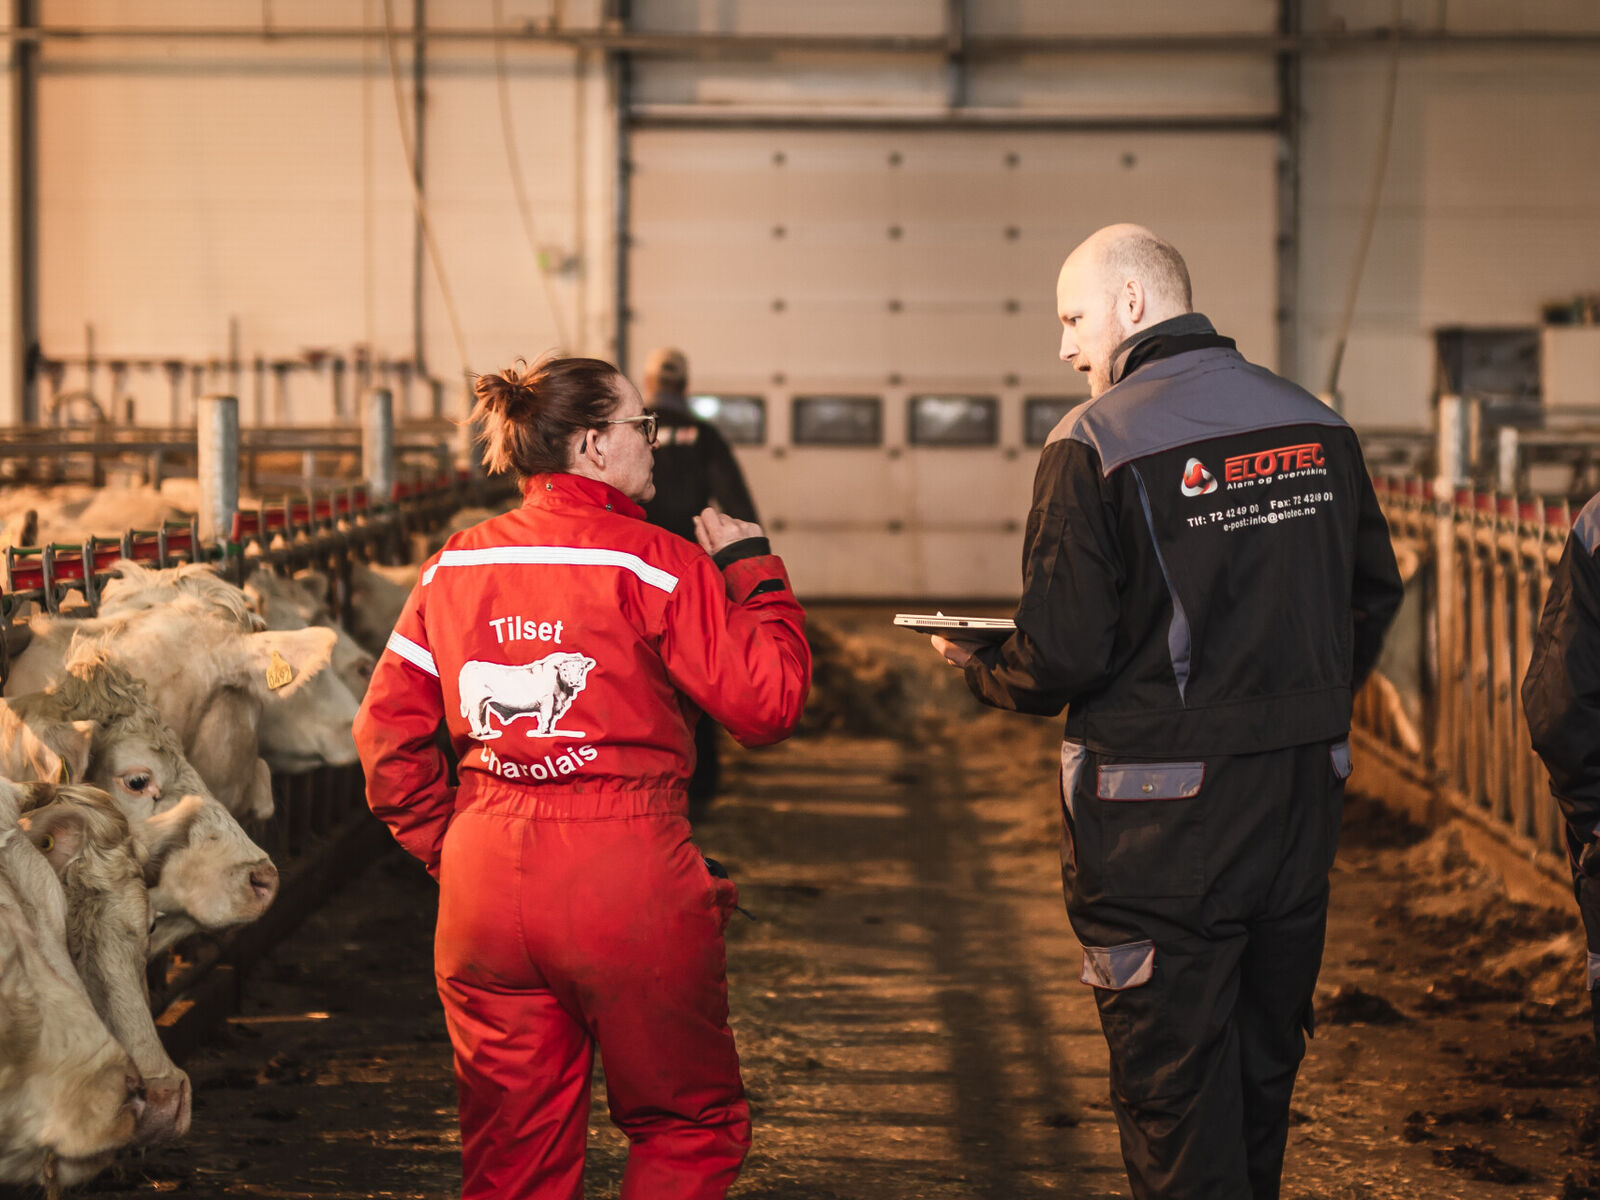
[640,346,761,822]
[932,224,1404,1199]
[1521,491,1600,1068]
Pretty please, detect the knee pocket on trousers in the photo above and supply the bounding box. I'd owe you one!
[1092,969,1188,1105]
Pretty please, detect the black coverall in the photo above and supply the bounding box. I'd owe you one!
[1521,492,1600,1067]
[642,401,761,820]
[963,315,1403,1200]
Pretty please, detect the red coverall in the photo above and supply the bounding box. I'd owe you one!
[354,473,811,1200]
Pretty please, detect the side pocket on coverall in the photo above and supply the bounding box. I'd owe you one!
[697,854,741,933]
[1059,741,1087,881]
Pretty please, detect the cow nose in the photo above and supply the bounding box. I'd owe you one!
[249,862,280,907]
[136,1073,191,1143]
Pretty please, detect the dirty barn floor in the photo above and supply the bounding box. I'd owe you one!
[81,609,1600,1200]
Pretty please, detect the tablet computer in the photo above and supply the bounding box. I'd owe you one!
[892,613,1016,641]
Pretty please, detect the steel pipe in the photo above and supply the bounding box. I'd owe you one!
[2,26,1599,54]
[196,394,240,544]
[363,387,396,503]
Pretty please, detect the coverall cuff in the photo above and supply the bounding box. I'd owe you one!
[713,537,772,569]
[722,554,793,603]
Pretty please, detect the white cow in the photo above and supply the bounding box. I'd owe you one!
[243,565,375,699]
[18,783,191,1145]
[459,653,597,741]
[5,634,280,950]
[5,579,339,820]
[0,782,143,1188]
[95,561,361,775]
[345,560,418,658]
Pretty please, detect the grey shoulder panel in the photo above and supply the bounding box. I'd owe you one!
[1575,492,1600,555]
[1064,349,1350,475]
[1045,396,1098,446]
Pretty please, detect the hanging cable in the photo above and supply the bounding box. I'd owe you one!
[1324,0,1403,404]
[493,0,572,350]
[362,0,377,363]
[379,0,472,382]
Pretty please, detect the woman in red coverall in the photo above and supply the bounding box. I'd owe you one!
[354,355,811,1200]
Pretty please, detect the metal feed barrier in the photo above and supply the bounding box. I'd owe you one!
[1357,475,1572,868]
[0,397,511,1059]
[1352,395,1589,888]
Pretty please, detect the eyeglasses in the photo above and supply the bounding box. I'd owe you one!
[601,413,658,444]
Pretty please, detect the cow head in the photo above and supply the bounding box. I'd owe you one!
[0,785,143,1186]
[555,655,597,694]
[4,605,347,819]
[7,637,280,939]
[18,785,191,1145]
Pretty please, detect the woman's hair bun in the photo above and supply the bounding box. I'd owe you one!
[469,354,625,481]
[472,367,539,417]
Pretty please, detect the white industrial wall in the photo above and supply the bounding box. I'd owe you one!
[1301,0,1600,426]
[8,0,1600,593]
[34,0,613,425]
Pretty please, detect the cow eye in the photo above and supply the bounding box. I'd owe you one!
[121,772,153,794]
[38,834,53,853]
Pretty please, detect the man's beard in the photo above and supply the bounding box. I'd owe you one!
[1087,310,1132,398]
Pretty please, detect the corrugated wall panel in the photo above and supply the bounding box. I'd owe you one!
[37,36,415,420]
[966,0,1277,36]
[631,126,1275,598]
[630,0,944,36]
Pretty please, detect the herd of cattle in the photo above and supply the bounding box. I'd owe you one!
[0,483,480,1190]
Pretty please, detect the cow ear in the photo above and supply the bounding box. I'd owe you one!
[136,794,205,869]
[60,721,95,783]
[0,700,52,782]
[19,805,86,874]
[233,627,339,702]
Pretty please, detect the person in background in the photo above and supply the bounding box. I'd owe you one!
[1521,492,1600,1069]
[931,224,1403,1199]
[355,354,811,1200]
[641,346,763,822]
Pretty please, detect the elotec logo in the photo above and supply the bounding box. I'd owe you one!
[1224,442,1325,484]
[1180,457,1218,497]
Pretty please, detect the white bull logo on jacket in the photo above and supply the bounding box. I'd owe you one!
[458,652,597,740]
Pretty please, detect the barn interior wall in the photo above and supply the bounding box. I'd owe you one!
[1299,46,1600,428]
[0,30,22,426]
[2,3,1599,588]
[31,0,611,426]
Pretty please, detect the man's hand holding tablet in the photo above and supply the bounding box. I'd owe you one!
[892,612,1015,668]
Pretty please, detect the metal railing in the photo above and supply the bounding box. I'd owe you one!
[1357,466,1574,876]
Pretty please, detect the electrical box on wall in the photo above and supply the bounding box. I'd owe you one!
[1433,326,1541,409]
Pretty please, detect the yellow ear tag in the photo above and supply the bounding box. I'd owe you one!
[266,650,295,691]
[55,757,70,784]
[39,834,53,853]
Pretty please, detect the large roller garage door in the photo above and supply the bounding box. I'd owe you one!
[629,127,1277,600]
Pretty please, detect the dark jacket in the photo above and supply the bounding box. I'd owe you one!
[1523,493,1600,836]
[965,315,1404,759]
[642,403,759,544]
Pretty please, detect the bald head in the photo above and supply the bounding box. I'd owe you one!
[1056,224,1193,396]
[643,346,688,408]
[1065,224,1192,318]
